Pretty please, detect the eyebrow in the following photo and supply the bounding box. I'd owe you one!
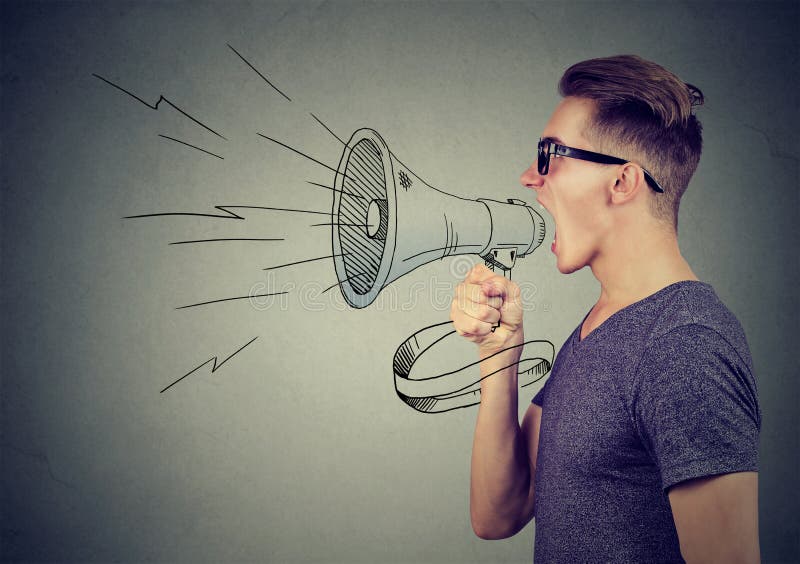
[541,135,565,145]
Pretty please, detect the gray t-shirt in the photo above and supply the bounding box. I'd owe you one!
[531,281,760,563]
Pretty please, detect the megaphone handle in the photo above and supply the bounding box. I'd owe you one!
[484,262,512,332]
[484,260,512,279]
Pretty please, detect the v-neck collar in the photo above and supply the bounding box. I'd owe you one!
[573,280,713,348]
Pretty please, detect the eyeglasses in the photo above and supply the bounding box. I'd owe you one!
[537,138,664,193]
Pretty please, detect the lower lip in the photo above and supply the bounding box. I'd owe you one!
[551,241,556,254]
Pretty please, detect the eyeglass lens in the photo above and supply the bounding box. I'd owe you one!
[537,140,549,175]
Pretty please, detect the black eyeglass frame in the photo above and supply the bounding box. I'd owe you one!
[537,138,664,193]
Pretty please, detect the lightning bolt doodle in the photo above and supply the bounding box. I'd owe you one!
[92,73,227,140]
[123,204,329,220]
[160,336,259,393]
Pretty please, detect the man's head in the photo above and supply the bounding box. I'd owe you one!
[558,54,704,229]
[521,55,703,274]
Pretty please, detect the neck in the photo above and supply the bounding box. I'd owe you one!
[590,216,699,308]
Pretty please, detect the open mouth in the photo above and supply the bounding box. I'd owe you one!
[536,199,556,254]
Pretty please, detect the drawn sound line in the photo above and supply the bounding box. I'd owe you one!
[176,291,289,310]
[92,73,227,140]
[160,336,259,393]
[158,134,224,160]
[306,180,366,200]
[310,113,345,146]
[256,133,356,182]
[322,273,369,294]
[310,222,376,228]
[263,253,349,272]
[227,43,292,102]
[169,238,285,245]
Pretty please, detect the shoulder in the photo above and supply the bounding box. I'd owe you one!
[631,317,762,490]
[642,281,753,369]
[636,323,756,404]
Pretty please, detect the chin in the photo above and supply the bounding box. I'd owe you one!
[557,264,581,275]
[555,255,585,275]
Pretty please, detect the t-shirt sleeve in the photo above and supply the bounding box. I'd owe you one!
[532,376,549,406]
[632,324,761,491]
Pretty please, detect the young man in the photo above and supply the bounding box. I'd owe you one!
[450,55,761,562]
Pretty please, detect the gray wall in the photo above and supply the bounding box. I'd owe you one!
[2,1,797,562]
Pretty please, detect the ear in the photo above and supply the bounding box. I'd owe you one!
[610,162,646,205]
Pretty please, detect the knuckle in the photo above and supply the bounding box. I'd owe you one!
[478,305,494,322]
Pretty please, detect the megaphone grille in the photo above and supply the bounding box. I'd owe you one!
[337,138,388,295]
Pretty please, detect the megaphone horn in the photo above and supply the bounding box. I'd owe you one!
[332,128,546,308]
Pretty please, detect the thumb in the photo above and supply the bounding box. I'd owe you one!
[465,263,495,284]
[480,279,505,298]
[486,278,523,323]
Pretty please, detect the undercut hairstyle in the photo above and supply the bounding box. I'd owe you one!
[559,55,704,230]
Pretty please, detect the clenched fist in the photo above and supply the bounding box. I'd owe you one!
[450,263,524,355]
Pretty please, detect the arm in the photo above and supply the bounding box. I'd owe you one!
[471,394,541,539]
[451,264,540,539]
[634,325,762,562]
[669,471,760,563]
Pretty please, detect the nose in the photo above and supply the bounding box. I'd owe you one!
[520,162,544,191]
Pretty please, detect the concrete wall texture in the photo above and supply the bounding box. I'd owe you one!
[2,1,797,562]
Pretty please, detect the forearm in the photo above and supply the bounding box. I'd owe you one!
[470,345,533,539]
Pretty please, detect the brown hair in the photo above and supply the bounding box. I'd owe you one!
[558,55,704,229]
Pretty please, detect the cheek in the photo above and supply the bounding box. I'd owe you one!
[563,182,606,229]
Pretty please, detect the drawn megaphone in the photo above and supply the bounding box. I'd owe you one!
[331,128,553,414]
[331,128,546,308]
